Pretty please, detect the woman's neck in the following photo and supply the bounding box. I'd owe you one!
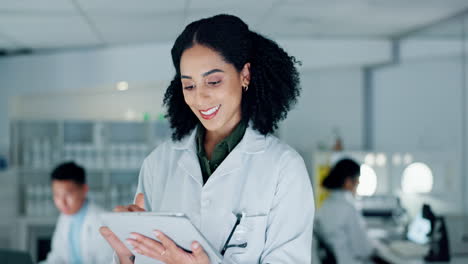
[206,113,241,142]
[204,117,241,158]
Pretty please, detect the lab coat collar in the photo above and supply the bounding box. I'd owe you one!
[174,122,267,186]
[172,125,199,152]
[172,121,267,154]
[240,123,267,154]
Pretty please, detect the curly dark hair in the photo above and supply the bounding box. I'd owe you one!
[163,14,301,141]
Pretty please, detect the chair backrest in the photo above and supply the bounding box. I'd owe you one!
[0,249,33,264]
[314,230,337,264]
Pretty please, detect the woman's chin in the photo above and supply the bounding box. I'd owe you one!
[200,121,220,131]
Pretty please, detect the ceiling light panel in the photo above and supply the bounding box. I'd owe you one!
[76,0,187,14]
[0,14,102,49]
[0,0,76,12]
[90,14,184,45]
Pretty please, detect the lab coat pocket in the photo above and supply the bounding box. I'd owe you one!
[226,214,268,263]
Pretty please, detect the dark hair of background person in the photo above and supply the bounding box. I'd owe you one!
[163,14,302,141]
[322,158,360,190]
[51,161,86,185]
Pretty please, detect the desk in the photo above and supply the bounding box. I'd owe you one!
[373,239,468,264]
[367,224,468,264]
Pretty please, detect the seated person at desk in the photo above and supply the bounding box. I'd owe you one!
[315,158,379,264]
[40,162,112,264]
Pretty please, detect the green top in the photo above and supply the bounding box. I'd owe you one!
[196,120,248,184]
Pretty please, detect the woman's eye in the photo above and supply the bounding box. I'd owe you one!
[182,82,195,90]
[207,80,221,86]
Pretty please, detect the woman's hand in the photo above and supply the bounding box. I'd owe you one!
[99,193,146,264]
[127,230,210,264]
[114,193,146,212]
[100,226,135,264]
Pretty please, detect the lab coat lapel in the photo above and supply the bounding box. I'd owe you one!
[178,150,203,186]
[206,125,266,184]
[210,146,242,179]
[175,127,203,186]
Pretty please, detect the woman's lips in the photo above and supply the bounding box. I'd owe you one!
[199,105,221,120]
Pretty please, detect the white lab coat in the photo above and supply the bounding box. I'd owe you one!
[315,190,374,264]
[115,125,315,264]
[41,201,113,264]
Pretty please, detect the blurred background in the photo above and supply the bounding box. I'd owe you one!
[0,0,468,263]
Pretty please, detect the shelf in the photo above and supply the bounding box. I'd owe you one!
[106,121,148,144]
[63,121,95,144]
[11,119,171,217]
[18,168,54,174]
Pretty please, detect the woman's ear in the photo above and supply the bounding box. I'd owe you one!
[241,62,251,86]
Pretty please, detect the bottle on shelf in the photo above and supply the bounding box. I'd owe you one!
[332,128,344,152]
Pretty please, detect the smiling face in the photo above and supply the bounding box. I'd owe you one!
[180,44,250,136]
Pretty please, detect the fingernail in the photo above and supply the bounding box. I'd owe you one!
[135,249,142,254]
[130,234,138,240]
[100,227,109,235]
[193,242,199,249]
[126,239,134,245]
[154,230,160,237]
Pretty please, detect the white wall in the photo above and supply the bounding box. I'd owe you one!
[372,56,465,214]
[10,84,167,121]
[280,67,364,178]
[373,56,463,151]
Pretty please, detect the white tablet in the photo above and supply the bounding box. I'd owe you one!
[100,212,223,264]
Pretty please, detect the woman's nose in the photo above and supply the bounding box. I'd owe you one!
[194,85,210,105]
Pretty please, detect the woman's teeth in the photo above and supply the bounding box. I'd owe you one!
[200,105,220,115]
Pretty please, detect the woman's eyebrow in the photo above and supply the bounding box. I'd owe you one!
[181,69,224,79]
[202,69,224,77]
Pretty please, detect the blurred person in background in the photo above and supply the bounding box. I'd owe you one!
[40,162,112,264]
[315,158,384,264]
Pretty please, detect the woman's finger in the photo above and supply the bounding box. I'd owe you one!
[113,205,129,212]
[129,232,166,255]
[127,238,162,260]
[135,193,145,209]
[127,204,145,212]
[191,241,210,263]
[154,230,179,252]
[99,226,133,257]
[113,204,145,212]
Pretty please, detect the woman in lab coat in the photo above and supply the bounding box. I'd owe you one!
[100,14,314,264]
[315,158,375,264]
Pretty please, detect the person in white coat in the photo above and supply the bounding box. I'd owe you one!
[40,162,112,264]
[315,159,376,264]
[99,14,315,264]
